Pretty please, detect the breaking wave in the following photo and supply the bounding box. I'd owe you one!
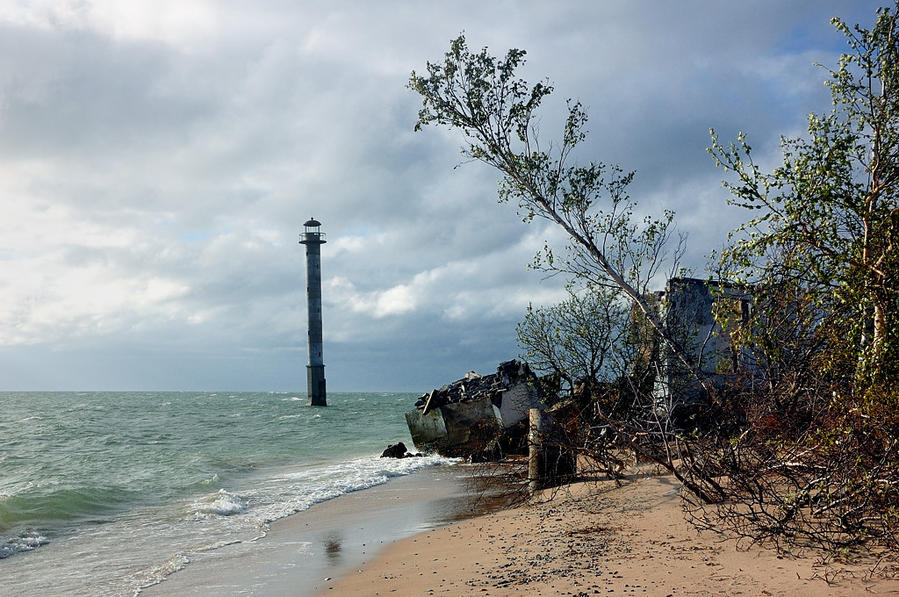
[191,490,248,518]
[0,530,49,559]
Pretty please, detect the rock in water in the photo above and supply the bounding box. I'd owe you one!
[380,442,408,458]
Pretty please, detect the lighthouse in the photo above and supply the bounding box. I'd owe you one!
[300,218,327,406]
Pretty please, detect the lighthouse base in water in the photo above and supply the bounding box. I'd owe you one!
[307,364,327,406]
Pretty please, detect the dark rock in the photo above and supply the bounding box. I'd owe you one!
[380,442,408,458]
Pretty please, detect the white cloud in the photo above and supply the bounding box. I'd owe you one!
[0,0,220,48]
[374,284,416,317]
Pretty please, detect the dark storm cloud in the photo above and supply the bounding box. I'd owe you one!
[0,26,213,160]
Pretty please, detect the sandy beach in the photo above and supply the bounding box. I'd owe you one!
[322,470,899,596]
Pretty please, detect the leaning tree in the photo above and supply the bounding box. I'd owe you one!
[408,34,703,391]
[409,35,731,503]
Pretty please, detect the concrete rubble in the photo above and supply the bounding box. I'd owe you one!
[405,360,554,457]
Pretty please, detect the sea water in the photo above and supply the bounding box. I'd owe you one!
[0,391,445,596]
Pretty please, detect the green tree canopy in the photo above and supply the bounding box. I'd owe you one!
[711,3,899,385]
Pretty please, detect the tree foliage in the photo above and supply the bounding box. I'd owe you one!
[516,286,627,393]
[408,35,700,384]
[710,4,899,384]
[688,3,899,553]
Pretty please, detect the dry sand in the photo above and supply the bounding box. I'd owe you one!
[321,471,899,596]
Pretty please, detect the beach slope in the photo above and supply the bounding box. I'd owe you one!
[322,473,899,596]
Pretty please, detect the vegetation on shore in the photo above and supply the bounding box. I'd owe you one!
[409,3,899,554]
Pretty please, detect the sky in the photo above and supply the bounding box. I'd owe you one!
[0,0,885,392]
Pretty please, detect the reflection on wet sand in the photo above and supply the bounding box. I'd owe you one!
[323,534,342,564]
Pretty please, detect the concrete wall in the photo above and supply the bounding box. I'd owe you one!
[497,383,542,429]
[656,277,754,407]
[405,396,501,456]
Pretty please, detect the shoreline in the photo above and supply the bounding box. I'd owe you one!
[142,462,496,596]
[321,470,899,596]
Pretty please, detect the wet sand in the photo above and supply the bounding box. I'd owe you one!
[143,464,490,596]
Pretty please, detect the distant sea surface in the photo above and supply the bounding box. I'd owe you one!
[0,391,445,596]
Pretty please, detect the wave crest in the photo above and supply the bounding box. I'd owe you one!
[192,490,247,518]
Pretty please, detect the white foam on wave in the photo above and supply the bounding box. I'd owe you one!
[0,530,49,559]
[133,552,190,596]
[191,489,247,518]
[139,455,456,595]
[246,454,458,524]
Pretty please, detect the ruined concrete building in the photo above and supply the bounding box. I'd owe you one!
[652,277,755,409]
[405,360,550,456]
[404,279,757,456]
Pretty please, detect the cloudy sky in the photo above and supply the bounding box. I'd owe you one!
[0,0,883,391]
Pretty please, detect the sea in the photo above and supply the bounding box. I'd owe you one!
[0,391,450,596]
